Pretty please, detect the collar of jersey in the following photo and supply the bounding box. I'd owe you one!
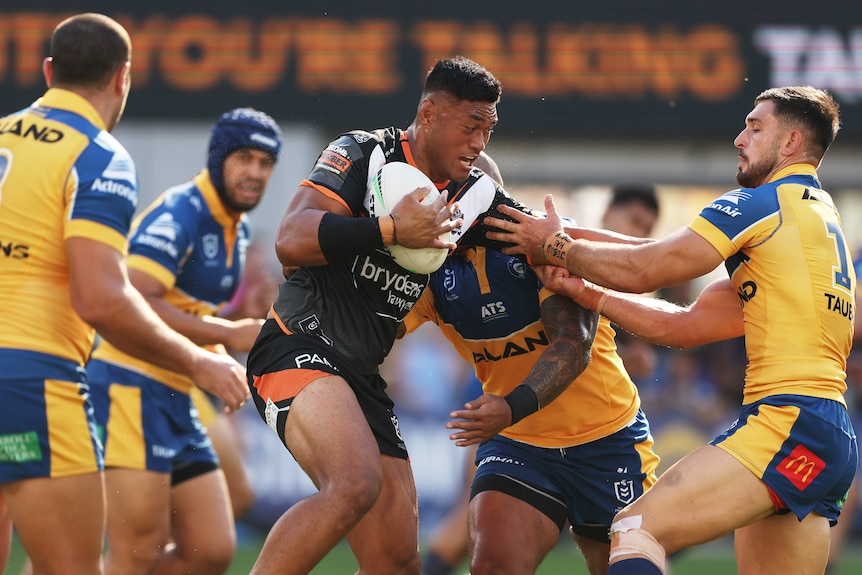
[769,163,818,183]
[35,89,106,131]
[399,130,449,191]
[196,169,244,228]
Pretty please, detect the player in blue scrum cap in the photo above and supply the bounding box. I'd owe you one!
[87,107,281,575]
[208,107,283,203]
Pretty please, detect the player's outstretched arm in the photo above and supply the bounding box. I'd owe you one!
[535,266,743,349]
[129,268,263,352]
[489,194,723,293]
[68,237,249,412]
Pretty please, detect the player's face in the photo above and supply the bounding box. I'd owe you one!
[220,148,276,214]
[602,202,657,238]
[423,94,497,183]
[734,99,783,189]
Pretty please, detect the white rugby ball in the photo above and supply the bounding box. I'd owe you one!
[369,162,450,274]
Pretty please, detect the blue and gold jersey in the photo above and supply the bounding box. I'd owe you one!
[689,164,855,405]
[0,89,138,364]
[404,247,641,448]
[91,170,250,392]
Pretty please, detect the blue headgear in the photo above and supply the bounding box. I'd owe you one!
[207,108,283,193]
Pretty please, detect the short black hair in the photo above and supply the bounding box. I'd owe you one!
[755,85,840,159]
[609,184,659,217]
[50,13,131,90]
[422,56,502,103]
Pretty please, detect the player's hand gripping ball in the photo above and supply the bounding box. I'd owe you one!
[369,162,450,274]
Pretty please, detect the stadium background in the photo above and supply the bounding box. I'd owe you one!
[2,1,861,572]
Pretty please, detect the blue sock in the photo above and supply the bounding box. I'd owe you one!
[607,557,663,574]
[422,551,457,575]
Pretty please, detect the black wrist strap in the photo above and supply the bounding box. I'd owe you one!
[318,212,383,262]
[503,384,540,426]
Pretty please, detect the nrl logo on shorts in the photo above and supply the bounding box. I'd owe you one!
[614,479,635,504]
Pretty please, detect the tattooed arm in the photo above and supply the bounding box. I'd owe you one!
[521,294,598,410]
[447,294,599,446]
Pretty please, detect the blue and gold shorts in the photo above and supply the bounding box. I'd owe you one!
[711,394,857,524]
[472,410,659,542]
[87,358,217,476]
[0,349,102,481]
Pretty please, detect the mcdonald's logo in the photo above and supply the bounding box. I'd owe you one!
[777,444,825,491]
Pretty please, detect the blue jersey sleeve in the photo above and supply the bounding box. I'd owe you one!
[69,133,139,238]
[128,191,199,277]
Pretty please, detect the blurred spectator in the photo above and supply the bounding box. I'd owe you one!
[601,184,661,380]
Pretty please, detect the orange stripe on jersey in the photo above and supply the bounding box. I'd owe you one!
[252,369,329,402]
[270,311,293,335]
[399,134,448,191]
[301,179,351,213]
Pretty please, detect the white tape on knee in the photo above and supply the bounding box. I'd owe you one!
[608,517,666,572]
[610,515,643,533]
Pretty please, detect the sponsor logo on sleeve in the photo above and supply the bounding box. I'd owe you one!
[705,189,751,218]
[136,213,181,258]
[315,145,352,175]
[91,177,137,202]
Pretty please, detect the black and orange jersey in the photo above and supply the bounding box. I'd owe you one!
[271,128,531,375]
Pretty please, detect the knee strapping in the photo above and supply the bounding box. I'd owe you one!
[609,516,666,572]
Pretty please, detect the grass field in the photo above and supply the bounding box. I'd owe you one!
[8,533,860,574]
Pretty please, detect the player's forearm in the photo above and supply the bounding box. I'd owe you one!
[599,290,691,348]
[576,282,715,349]
[551,228,722,294]
[144,297,229,347]
[588,277,743,349]
[521,336,592,407]
[508,295,597,419]
[277,210,394,266]
[88,285,205,376]
[564,226,655,246]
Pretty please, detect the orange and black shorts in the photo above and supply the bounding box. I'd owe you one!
[246,319,408,460]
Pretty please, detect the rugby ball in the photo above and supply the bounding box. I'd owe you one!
[369,162,450,274]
